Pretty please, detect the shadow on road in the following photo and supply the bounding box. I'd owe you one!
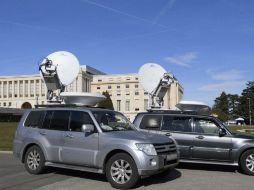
[137,169,181,188]
[177,163,239,173]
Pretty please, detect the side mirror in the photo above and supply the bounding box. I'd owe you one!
[219,128,227,137]
[81,124,94,133]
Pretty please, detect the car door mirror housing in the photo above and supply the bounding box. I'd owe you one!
[81,124,94,133]
[219,128,227,137]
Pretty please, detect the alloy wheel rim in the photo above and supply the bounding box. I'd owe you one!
[27,149,40,170]
[246,154,254,172]
[110,159,132,184]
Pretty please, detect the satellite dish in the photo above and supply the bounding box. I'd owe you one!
[138,63,174,109]
[138,63,167,94]
[60,92,106,106]
[40,51,80,87]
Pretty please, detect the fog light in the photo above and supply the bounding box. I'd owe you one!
[150,159,157,166]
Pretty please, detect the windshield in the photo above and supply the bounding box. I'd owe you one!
[92,111,135,132]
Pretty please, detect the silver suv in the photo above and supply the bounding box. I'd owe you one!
[13,107,179,189]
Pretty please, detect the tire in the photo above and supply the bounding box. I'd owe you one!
[24,145,46,174]
[106,153,140,189]
[240,149,254,176]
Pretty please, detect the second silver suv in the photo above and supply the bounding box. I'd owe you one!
[13,107,179,189]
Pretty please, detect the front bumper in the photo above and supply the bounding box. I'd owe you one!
[137,151,179,176]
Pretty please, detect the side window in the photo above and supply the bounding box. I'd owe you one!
[24,111,45,128]
[140,115,162,130]
[49,111,70,131]
[42,111,53,129]
[70,111,94,132]
[194,118,220,134]
[162,116,192,132]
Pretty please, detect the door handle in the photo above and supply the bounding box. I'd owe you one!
[64,133,74,138]
[195,135,204,140]
[39,131,46,135]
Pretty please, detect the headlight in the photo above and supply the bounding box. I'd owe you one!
[136,143,157,156]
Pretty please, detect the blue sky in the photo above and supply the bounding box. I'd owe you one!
[0,0,254,106]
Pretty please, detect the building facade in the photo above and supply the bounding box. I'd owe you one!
[0,65,104,109]
[91,73,183,120]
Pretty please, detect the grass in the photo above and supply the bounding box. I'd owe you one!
[0,123,254,151]
[0,122,18,151]
[226,125,254,136]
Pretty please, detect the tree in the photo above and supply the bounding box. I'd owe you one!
[227,94,240,119]
[97,91,114,110]
[212,92,229,121]
[238,81,254,123]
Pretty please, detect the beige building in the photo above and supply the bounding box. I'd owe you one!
[91,73,183,120]
[0,65,104,109]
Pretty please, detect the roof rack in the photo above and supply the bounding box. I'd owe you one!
[147,109,198,115]
[34,104,106,109]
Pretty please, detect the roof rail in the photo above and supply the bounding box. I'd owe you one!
[147,109,198,115]
[34,104,106,109]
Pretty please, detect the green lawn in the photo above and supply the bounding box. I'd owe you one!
[0,123,254,151]
[0,122,18,151]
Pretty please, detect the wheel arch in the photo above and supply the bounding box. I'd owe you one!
[21,143,45,163]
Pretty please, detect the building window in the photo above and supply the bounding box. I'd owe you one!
[135,84,139,88]
[144,92,148,95]
[126,78,130,81]
[126,84,129,88]
[126,92,130,96]
[117,100,121,111]
[117,85,120,89]
[8,102,11,107]
[25,80,28,97]
[3,102,6,107]
[135,77,138,80]
[98,79,102,82]
[97,86,101,89]
[3,82,7,98]
[19,81,23,97]
[36,80,39,96]
[14,81,18,98]
[30,80,34,97]
[108,85,112,89]
[125,100,130,111]
[41,81,45,96]
[117,91,121,96]
[144,99,148,110]
[135,108,139,111]
[0,82,1,98]
[9,81,12,97]
[135,91,139,95]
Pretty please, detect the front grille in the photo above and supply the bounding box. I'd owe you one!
[153,142,177,155]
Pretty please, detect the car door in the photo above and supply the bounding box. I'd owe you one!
[61,111,99,167]
[39,110,70,162]
[191,117,232,161]
[161,115,194,159]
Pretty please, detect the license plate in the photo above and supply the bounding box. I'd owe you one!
[166,154,177,161]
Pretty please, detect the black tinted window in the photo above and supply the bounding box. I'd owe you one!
[24,111,45,128]
[140,115,162,130]
[42,111,53,129]
[50,111,70,131]
[70,111,94,132]
[162,116,192,132]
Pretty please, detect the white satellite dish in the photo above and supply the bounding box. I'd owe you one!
[39,51,80,100]
[138,63,174,109]
[60,92,106,106]
[138,63,167,94]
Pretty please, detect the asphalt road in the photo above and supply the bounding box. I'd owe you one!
[0,152,253,190]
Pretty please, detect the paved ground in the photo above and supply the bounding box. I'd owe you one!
[0,153,253,190]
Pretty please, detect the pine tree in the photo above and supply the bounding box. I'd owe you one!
[212,92,229,121]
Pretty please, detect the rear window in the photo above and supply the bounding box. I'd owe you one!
[162,116,192,132]
[24,111,45,128]
[42,111,70,131]
[140,115,162,130]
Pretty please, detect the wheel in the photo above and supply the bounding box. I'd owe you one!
[240,149,254,175]
[106,153,140,189]
[24,145,46,174]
